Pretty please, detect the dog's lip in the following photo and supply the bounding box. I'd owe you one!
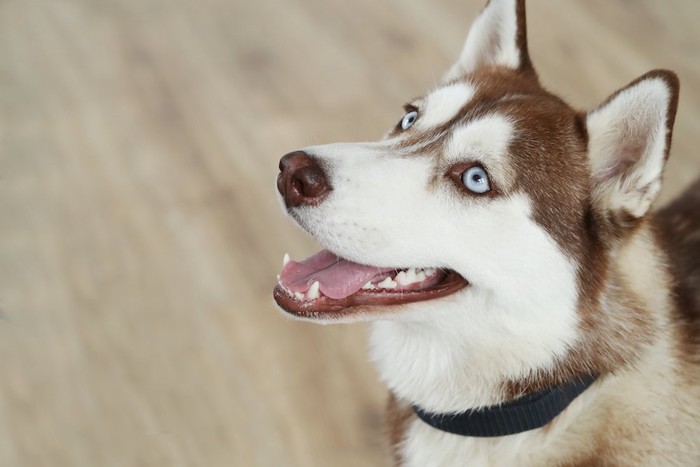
[273,269,469,319]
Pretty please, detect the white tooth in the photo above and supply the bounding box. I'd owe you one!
[294,292,304,301]
[283,253,291,268]
[395,271,409,285]
[378,277,397,289]
[277,274,281,281]
[405,268,417,283]
[362,281,375,290]
[416,271,426,282]
[307,281,320,300]
[425,268,436,276]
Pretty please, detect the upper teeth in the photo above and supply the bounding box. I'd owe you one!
[393,267,432,286]
[396,268,421,285]
[395,270,411,285]
[283,253,291,268]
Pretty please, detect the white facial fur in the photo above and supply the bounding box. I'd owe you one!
[286,111,580,412]
[367,191,580,412]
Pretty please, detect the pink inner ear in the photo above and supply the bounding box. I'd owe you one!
[594,141,647,182]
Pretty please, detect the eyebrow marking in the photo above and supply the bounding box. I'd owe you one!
[418,82,476,129]
[444,114,514,164]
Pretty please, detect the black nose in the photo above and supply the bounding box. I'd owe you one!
[277,151,331,208]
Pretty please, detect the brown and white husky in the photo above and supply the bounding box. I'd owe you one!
[273,0,700,464]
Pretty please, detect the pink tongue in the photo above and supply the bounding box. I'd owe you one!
[279,250,394,300]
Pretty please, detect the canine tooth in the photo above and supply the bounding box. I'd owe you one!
[294,292,304,301]
[362,281,375,290]
[377,277,398,289]
[283,253,290,268]
[307,281,320,300]
[277,274,281,281]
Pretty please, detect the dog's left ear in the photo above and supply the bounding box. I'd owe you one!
[587,70,680,224]
[444,0,533,81]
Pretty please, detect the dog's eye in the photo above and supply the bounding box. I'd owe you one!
[461,166,490,194]
[400,111,418,130]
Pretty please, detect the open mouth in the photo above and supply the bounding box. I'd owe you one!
[273,249,469,319]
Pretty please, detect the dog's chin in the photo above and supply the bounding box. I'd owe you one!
[273,257,469,323]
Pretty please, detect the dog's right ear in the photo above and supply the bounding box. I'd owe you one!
[444,0,533,81]
[587,70,680,231]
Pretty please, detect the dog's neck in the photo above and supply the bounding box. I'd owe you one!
[369,225,663,414]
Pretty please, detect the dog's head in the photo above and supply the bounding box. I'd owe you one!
[273,0,679,408]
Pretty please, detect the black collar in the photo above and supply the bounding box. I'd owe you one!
[412,374,598,437]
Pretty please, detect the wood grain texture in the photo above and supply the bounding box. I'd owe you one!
[0,1,698,466]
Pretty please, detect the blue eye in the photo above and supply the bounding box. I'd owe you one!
[401,111,418,130]
[461,166,491,194]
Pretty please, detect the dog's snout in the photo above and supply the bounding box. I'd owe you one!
[277,151,331,208]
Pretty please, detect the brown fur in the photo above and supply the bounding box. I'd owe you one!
[655,178,700,365]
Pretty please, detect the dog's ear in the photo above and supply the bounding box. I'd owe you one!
[444,0,533,81]
[587,70,680,226]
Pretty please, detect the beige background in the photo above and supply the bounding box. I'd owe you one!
[1,0,698,466]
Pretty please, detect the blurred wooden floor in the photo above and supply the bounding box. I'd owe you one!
[0,0,698,466]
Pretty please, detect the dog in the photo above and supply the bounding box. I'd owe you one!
[273,0,700,464]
